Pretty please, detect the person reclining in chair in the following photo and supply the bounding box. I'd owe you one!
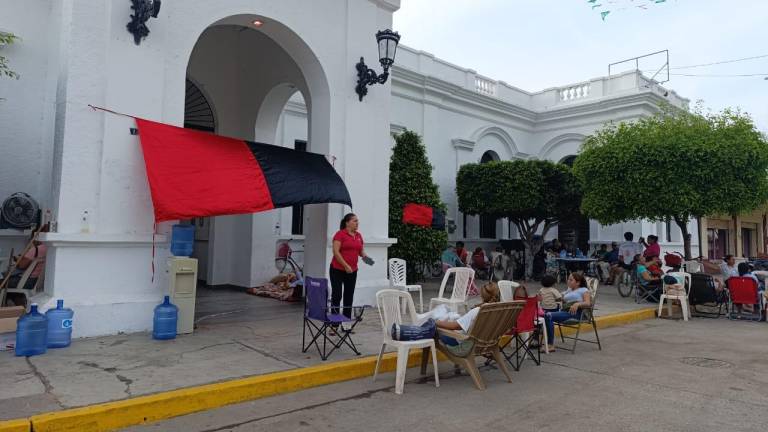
[436,282,500,346]
[635,254,662,301]
[10,238,47,291]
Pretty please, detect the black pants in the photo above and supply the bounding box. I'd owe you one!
[329,266,357,319]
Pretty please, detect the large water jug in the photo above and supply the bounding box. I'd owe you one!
[153,296,178,340]
[170,224,194,257]
[15,304,48,356]
[45,299,74,348]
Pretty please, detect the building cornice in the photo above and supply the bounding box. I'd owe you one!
[367,0,400,12]
[452,138,475,151]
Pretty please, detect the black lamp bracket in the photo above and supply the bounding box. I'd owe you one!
[355,57,390,101]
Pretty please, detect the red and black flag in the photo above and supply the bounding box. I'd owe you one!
[402,203,445,230]
[136,118,351,222]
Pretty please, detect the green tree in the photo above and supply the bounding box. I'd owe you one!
[457,159,582,279]
[0,32,20,80]
[573,105,768,259]
[389,130,448,281]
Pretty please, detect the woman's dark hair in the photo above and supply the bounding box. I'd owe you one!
[569,272,588,288]
[737,262,751,276]
[340,213,356,230]
[723,254,734,263]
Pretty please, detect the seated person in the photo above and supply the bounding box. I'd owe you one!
[720,255,739,281]
[645,255,663,278]
[543,272,592,352]
[538,274,562,312]
[471,247,490,277]
[441,246,464,268]
[455,241,469,266]
[596,243,618,282]
[636,254,662,301]
[436,282,500,346]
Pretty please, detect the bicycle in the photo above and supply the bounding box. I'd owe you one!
[616,265,638,298]
[275,242,303,276]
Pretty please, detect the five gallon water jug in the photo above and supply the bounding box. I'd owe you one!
[153,296,178,340]
[170,224,194,257]
[46,299,74,348]
[15,304,48,356]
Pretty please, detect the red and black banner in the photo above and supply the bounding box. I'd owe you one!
[402,203,445,230]
[136,118,351,222]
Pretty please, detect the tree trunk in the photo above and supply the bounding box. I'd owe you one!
[674,216,692,260]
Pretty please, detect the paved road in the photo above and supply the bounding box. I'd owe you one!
[125,318,768,432]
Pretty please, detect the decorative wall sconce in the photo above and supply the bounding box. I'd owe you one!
[126,0,162,46]
[355,29,400,101]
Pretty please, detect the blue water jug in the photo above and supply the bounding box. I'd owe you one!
[170,224,194,257]
[153,296,178,340]
[45,299,74,348]
[15,304,48,356]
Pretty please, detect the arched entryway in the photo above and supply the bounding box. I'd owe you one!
[180,15,331,289]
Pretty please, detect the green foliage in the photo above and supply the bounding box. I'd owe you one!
[388,130,447,281]
[573,105,768,258]
[457,159,582,278]
[0,32,20,80]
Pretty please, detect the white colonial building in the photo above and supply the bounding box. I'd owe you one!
[0,0,694,337]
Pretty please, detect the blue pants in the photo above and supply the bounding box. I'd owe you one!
[545,310,581,343]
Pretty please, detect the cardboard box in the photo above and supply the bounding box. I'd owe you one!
[0,332,15,351]
[0,306,25,333]
[0,306,25,352]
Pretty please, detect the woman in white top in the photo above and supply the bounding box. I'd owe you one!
[543,272,592,352]
[436,282,500,345]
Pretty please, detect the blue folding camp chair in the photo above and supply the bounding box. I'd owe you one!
[302,276,367,361]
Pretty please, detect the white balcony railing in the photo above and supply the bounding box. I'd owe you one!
[475,76,497,97]
[559,83,591,102]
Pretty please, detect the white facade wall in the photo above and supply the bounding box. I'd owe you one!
[1,1,695,337]
[277,45,697,256]
[1,0,401,337]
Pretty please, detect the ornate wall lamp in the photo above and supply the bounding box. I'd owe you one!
[126,0,162,45]
[355,29,401,101]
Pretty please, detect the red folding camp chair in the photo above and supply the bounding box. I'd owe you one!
[500,296,541,371]
[726,276,762,321]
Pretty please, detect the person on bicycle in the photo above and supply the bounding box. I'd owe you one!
[608,232,643,285]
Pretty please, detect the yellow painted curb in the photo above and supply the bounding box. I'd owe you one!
[7,307,656,432]
[0,419,30,432]
[27,350,426,432]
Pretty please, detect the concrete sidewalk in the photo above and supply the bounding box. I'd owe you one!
[0,278,651,421]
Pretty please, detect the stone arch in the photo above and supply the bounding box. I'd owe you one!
[254,83,308,144]
[539,133,586,161]
[471,126,521,159]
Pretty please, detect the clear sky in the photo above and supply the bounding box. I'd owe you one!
[393,0,768,131]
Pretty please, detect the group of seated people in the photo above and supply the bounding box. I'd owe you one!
[433,272,591,353]
[441,242,505,280]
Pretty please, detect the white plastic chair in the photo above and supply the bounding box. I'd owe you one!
[374,289,440,395]
[388,258,424,313]
[658,271,691,321]
[683,260,702,273]
[497,280,520,301]
[429,267,475,314]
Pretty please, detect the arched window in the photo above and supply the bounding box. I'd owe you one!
[480,150,500,164]
[184,79,215,132]
[559,155,577,167]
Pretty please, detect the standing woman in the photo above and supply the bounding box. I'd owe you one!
[330,213,370,324]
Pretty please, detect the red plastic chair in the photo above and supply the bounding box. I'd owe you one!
[726,276,761,321]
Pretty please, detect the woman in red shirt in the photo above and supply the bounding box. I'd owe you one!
[330,213,370,321]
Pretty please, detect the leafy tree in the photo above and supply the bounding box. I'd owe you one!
[573,105,768,259]
[0,32,20,80]
[457,159,582,279]
[389,130,447,281]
